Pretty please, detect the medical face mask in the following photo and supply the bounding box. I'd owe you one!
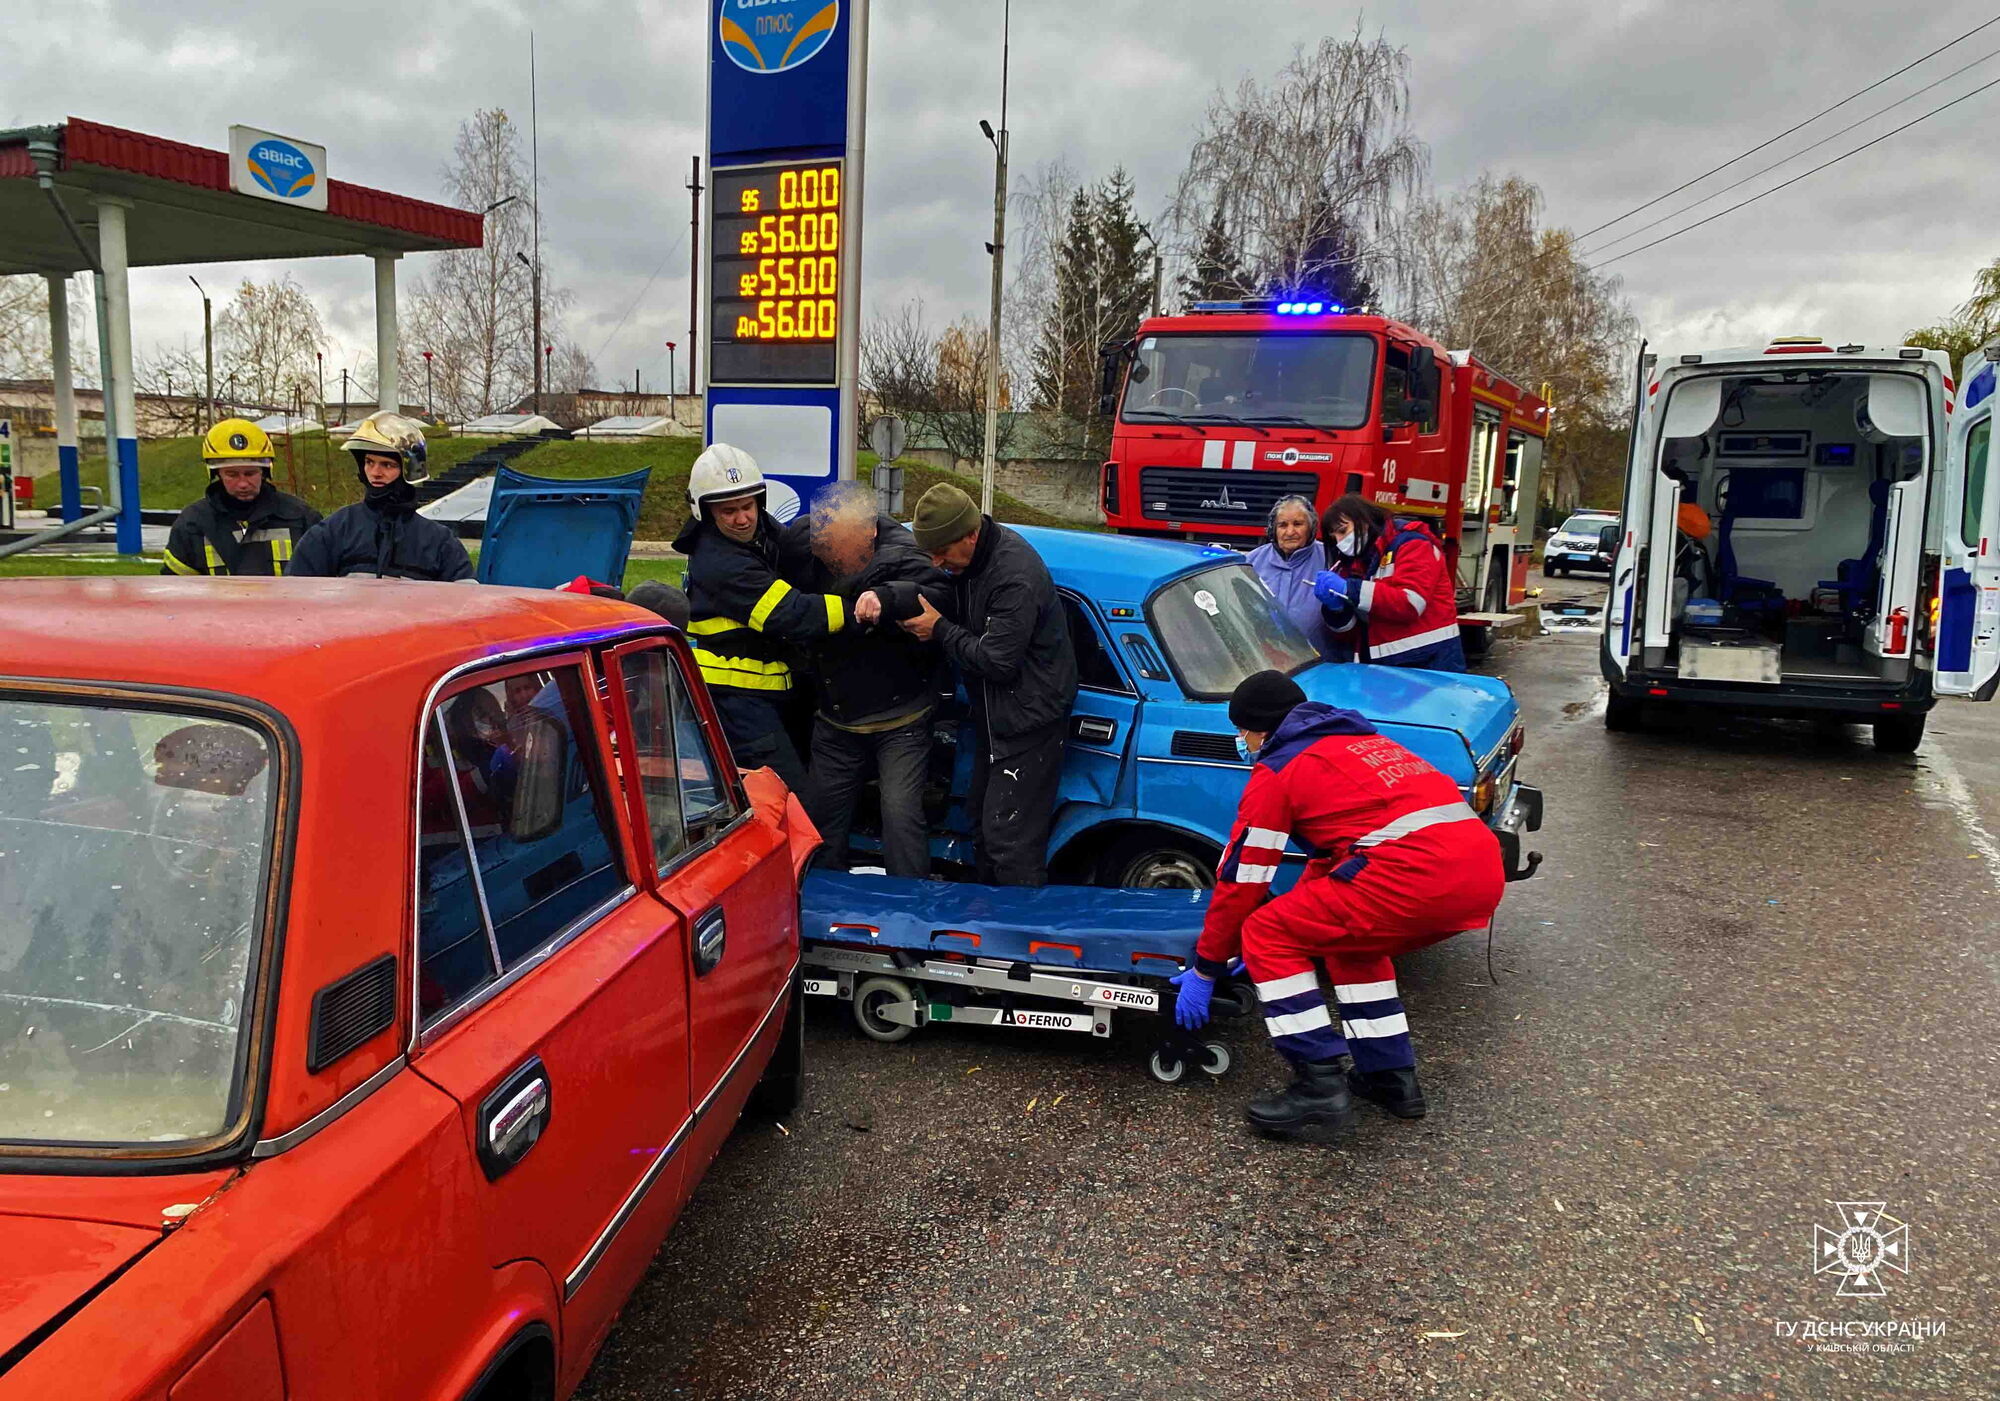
[1234,733,1256,763]
[1333,533,1360,557]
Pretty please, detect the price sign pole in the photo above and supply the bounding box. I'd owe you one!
[0,420,13,530]
[705,0,869,521]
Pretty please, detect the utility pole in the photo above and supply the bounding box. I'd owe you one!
[1137,222,1163,317]
[422,351,434,421]
[530,31,544,416]
[316,352,324,424]
[978,0,1011,516]
[189,275,213,432]
[665,340,677,422]
[685,156,703,395]
[340,368,348,425]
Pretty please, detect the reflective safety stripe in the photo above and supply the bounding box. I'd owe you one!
[202,544,224,572]
[748,579,793,631]
[1265,1005,1334,1037]
[693,647,792,692]
[1403,588,1427,617]
[1334,979,1398,1003]
[1367,621,1462,659]
[1232,862,1279,884]
[1339,1012,1410,1040]
[270,535,293,563]
[686,616,743,636]
[1256,971,1320,1001]
[1244,826,1289,849]
[162,549,202,576]
[825,593,845,631]
[1353,802,1479,848]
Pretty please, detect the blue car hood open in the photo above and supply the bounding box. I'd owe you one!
[1292,661,1516,769]
[477,464,653,589]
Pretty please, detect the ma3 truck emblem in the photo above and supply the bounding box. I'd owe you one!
[1266,448,1332,465]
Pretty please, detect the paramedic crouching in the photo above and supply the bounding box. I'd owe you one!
[1172,670,1503,1137]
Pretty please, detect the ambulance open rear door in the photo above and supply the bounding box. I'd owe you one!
[1934,356,2000,699]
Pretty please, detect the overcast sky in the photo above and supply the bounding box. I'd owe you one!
[15,0,2000,391]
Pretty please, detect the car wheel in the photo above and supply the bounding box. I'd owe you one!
[1872,714,1926,754]
[1604,691,1646,732]
[1462,626,1493,663]
[1097,833,1216,890]
[1549,563,1566,577]
[748,980,806,1116]
[852,976,918,1043]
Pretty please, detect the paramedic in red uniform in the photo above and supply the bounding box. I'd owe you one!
[1171,670,1504,1136]
[1313,494,1466,672]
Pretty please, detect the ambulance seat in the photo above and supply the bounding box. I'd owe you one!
[1819,479,1891,616]
[1714,480,1787,619]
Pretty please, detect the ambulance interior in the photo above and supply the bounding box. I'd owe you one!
[1652,368,1930,685]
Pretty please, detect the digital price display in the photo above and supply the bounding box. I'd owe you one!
[708,159,844,385]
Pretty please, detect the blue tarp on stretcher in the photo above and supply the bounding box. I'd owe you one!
[800,871,1211,978]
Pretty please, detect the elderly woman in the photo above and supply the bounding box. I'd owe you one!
[1246,494,1335,659]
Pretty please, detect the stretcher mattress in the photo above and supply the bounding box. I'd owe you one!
[800,871,1211,976]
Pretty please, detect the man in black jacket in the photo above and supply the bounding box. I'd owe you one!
[163,418,322,576]
[286,412,473,582]
[903,484,1077,886]
[788,483,949,879]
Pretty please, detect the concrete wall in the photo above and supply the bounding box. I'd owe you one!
[903,448,1100,524]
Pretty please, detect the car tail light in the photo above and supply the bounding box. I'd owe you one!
[1101,461,1120,516]
[1507,723,1525,758]
[1472,774,1497,814]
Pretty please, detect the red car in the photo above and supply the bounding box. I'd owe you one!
[0,579,815,1399]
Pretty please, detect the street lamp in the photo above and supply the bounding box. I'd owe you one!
[665,340,677,420]
[483,194,520,215]
[188,275,213,433]
[422,350,434,423]
[315,352,324,424]
[516,250,544,415]
[977,1,1012,515]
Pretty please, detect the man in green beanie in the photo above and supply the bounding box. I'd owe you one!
[902,483,1077,885]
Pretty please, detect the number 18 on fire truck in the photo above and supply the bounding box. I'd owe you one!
[1097,300,1550,622]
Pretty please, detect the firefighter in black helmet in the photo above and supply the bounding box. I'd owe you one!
[286,412,473,581]
[162,419,323,577]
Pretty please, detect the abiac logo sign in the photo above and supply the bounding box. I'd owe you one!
[247,139,318,200]
[1813,1201,1911,1297]
[719,0,839,73]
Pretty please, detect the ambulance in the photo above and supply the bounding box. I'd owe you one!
[1601,337,2000,751]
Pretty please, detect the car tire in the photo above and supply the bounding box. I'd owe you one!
[1549,563,1565,577]
[1604,691,1646,732]
[1096,832,1217,890]
[748,979,806,1117]
[1462,626,1493,663]
[1872,714,1926,754]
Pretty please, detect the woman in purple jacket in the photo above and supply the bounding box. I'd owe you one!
[1246,494,1336,660]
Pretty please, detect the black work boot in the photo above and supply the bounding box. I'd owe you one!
[1348,1066,1427,1120]
[1245,1055,1355,1136]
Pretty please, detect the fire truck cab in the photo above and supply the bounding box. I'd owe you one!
[1098,300,1550,637]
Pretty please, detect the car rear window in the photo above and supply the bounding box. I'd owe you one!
[0,697,275,1149]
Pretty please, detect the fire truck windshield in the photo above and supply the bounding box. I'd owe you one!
[1121,332,1377,430]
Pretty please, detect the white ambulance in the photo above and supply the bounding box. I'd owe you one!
[1600,336,2000,752]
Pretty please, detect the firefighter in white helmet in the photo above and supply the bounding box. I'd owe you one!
[162,418,322,576]
[671,443,853,796]
[286,412,473,581]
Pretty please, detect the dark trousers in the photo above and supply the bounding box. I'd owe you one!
[967,719,1065,887]
[711,688,812,803]
[806,713,932,879]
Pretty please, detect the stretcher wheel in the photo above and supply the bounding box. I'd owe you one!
[853,976,917,1043]
[1200,1041,1232,1077]
[1147,1050,1187,1084]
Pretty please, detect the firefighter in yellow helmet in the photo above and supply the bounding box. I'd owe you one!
[161,419,323,577]
[286,412,473,580]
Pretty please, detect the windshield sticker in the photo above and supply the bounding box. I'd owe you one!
[1193,589,1219,616]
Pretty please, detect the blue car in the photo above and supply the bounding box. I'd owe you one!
[923,527,1542,888]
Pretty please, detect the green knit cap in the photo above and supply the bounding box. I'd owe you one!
[911,483,982,552]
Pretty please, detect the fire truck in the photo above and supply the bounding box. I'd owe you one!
[1097,299,1550,640]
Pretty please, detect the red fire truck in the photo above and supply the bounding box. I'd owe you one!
[1098,299,1550,635]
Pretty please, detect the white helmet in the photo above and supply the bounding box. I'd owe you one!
[688,442,766,520]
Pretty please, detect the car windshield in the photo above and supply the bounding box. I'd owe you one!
[1149,563,1320,698]
[1559,515,1617,538]
[0,697,274,1149]
[1121,333,1377,429]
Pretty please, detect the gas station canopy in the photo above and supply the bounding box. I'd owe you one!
[0,118,481,274]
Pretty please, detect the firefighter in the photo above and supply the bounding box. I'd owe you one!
[672,443,853,797]
[1313,494,1466,672]
[286,412,473,581]
[1171,670,1504,1137]
[162,419,322,577]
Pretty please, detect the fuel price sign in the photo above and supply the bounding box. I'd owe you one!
[708,159,845,385]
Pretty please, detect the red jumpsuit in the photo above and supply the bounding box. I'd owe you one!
[1195,703,1503,1068]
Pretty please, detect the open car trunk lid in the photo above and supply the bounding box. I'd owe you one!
[475,463,653,589]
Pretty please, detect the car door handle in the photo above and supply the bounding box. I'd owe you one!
[478,1058,550,1182]
[693,907,727,976]
[1071,715,1117,745]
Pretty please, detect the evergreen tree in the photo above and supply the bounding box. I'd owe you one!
[1179,205,1248,309]
[1094,167,1153,343]
[1030,188,1100,419]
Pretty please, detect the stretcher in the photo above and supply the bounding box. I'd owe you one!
[798,870,1252,1082]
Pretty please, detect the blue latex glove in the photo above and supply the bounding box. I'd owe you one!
[1311,569,1352,606]
[1169,968,1214,1029]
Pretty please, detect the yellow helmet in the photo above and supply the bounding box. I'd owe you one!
[340,411,430,485]
[201,418,274,470]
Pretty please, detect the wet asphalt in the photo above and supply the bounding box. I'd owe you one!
[578,571,2000,1401]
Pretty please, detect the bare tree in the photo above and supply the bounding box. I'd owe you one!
[860,300,1018,465]
[1169,27,1427,299]
[0,275,98,382]
[210,276,326,409]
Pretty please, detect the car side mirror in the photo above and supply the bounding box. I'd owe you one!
[1409,346,1436,382]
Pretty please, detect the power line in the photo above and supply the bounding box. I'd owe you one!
[1575,11,2000,243]
[590,229,687,370]
[1579,40,2000,259]
[1589,68,2000,271]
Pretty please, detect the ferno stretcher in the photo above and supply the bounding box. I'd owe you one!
[799,870,1251,1082]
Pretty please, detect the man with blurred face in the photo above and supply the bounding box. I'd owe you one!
[163,418,321,577]
[788,482,949,879]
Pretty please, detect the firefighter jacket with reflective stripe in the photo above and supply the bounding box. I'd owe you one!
[672,510,848,692]
[161,481,322,577]
[1194,702,1493,973]
[1323,517,1465,670]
